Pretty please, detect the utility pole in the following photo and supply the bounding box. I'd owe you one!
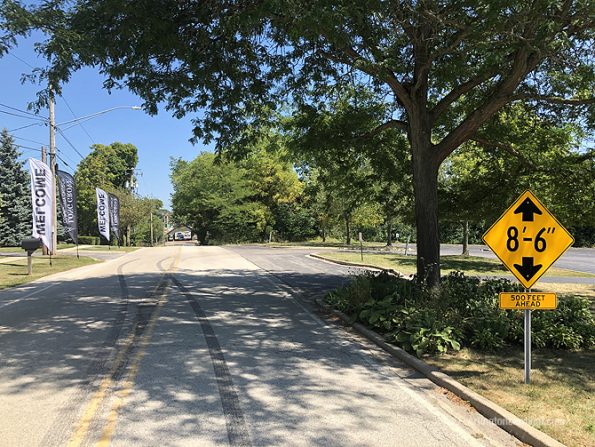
[150,212,154,247]
[49,88,58,255]
[126,169,135,246]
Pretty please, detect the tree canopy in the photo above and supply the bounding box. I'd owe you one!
[286,86,413,245]
[75,142,138,235]
[439,105,595,244]
[2,0,593,284]
[171,149,304,244]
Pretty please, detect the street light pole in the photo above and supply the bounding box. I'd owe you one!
[49,87,58,255]
[45,101,141,253]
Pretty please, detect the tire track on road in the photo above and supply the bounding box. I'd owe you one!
[170,274,253,447]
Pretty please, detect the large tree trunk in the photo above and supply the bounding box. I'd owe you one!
[410,109,441,287]
[344,215,351,245]
[386,219,393,247]
[462,220,470,256]
[126,224,132,247]
[197,227,208,245]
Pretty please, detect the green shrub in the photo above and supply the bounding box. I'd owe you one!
[386,308,462,357]
[358,295,401,332]
[368,272,413,305]
[78,235,99,245]
[470,327,506,351]
[531,296,594,350]
[325,270,594,356]
[325,274,373,315]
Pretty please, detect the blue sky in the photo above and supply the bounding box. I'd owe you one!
[1,36,214,210]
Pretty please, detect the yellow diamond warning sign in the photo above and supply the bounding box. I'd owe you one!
[482,190,574,288]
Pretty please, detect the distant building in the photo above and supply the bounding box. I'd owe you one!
[166,224,195,241]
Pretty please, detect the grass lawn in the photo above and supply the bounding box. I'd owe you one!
[0,243,77,253]
[425,347,595,447]
[79,246,141,252]
[0,255,99,289]
[270,237,387,248]
[0,247,21,253]
[318,252,595,278]
[57,243,77,250]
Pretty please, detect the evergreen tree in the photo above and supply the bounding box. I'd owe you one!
[0,193,4,228]
[0,129,32,246]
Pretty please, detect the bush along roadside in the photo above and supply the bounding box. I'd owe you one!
[78,235,100,245]
[325,271,595,357]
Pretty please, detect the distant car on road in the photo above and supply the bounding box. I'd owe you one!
[175,232,185,241]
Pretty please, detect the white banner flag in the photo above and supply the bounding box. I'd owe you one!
[96,187,110,242]
[28,158,55,253]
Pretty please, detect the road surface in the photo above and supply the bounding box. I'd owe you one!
[438,244,595,275]
[0,245,520,446]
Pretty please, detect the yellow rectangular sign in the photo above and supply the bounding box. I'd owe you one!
[499,292,557,310]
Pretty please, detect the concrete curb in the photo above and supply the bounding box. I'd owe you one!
[315,297,566,447]
[309,253,407,276]
[310,253,595,285]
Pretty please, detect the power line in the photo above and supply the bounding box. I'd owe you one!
[14,144,74,171]
[56,146,79,167]
[61,96,95,144]
[0,109,46,122]
[17,148,42,155]
[54,152,72,169]
[8,52,35,69]
[12,135,46,146]
[56,126,85,159]
[13,134,81,166]
[61,116,107,130]
[14,143,42,152]
[9,122,45,132]
[0,102,48,120]
[56,105,141,127]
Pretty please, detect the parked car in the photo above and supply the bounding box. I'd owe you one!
[175,232,185,241]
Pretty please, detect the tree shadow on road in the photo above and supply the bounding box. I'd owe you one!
[0,267,455,447]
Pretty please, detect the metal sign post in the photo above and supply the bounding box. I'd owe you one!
[524,286,532,384]
[524,306,531,384]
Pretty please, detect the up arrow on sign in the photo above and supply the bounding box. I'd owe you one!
[513,197,542,222]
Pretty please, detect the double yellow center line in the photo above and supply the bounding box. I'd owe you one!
[68,249,181,447]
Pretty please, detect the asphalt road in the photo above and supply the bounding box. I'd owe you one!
[438,244,595,275]
[0,245,521,446]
